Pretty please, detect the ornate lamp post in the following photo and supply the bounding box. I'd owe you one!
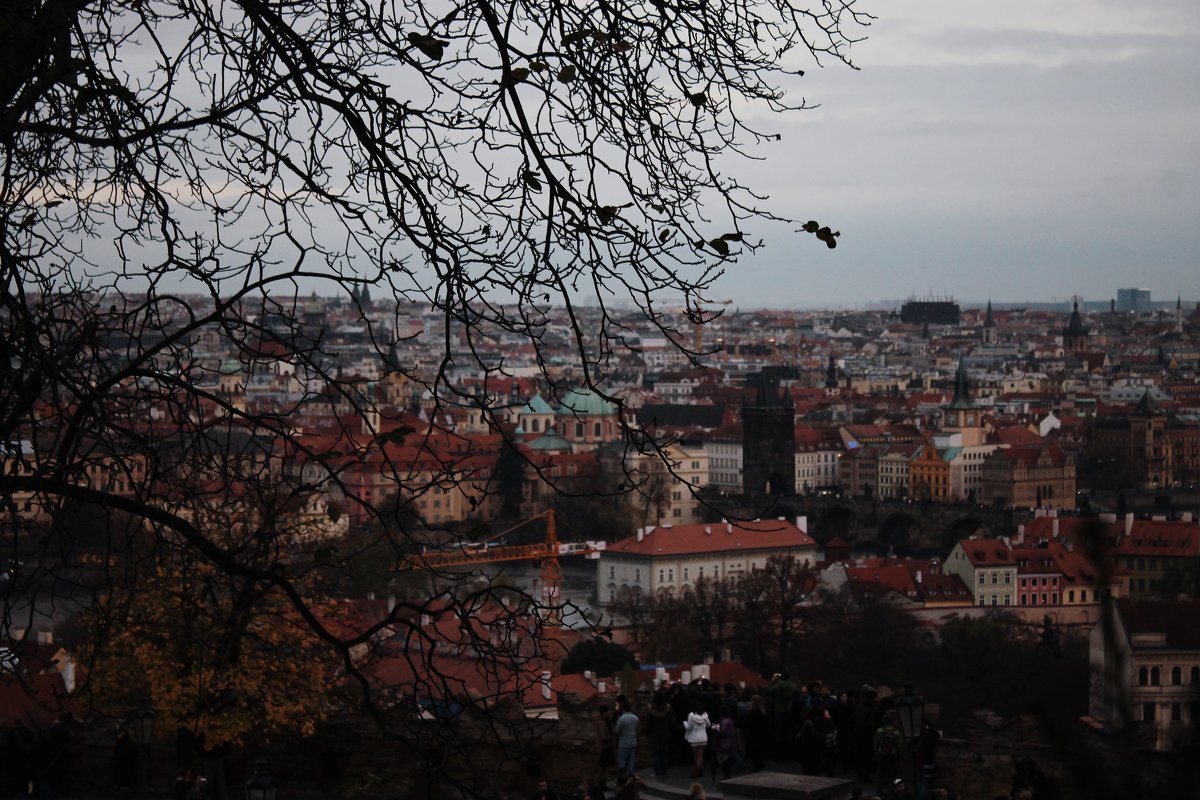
[894,682,926,791]
[128,700,156,800]
[244,757,278,800]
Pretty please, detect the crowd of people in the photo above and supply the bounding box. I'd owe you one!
[531,675,962,800]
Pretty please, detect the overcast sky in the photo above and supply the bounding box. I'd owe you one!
[714,0,1200,309]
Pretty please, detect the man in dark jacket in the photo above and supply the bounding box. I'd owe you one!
[644,691,676,776]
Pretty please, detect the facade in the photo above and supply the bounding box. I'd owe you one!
[945,539,1017,607]
[1092,390,1200,488]
[1090,599,1200,751]
[979,445,1076,510]
[704,427,744,492]
[909,445,951,502]
[597,518,818,604]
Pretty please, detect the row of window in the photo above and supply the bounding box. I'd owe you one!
[1138,666,1200,687]
[1141,701,1197,723]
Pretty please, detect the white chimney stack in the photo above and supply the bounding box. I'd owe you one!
[1052,519,1059,538]
[541,671,552,701]
[796,515,808,532]
[636,527,645,542]
[681,670,692,684]
[1125,513,1134,537]
[916,570,923,584]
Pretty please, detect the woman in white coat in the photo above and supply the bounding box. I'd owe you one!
[682,701,712,778]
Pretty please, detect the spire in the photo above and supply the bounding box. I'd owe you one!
[984,299,995,329]
[1133,389,1163,417]
[944,357,977,410]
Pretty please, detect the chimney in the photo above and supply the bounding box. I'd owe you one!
[1052,519,1059,538]
[37,631,52,645]
[796,515,808,532]
[1182,512,1193,523]
[636,527,644,543]
[705,526,712,536]
[584,670,595,684]
[541,671,552,701]
[387,594,396,614]
[704,653,714,666]
[726,523,733,534]
[681,670,692,684]
[1018,524,1025,536]
[720,648,732,663]
[598,681,607,694]
[1099,512,1116,523]
[915,570,923,584]
[1064,538,1074,552]
[1125,513,1134,537]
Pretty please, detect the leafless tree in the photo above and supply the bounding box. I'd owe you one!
[1,0,869,793]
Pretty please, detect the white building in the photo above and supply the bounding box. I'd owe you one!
[597,517,817,604]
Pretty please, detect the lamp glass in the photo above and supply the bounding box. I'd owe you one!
[244,758,277,800]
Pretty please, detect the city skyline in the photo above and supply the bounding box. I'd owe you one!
[707,0,1200,308]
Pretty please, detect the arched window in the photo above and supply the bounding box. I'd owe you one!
[1191,666,1199,685]
[1138,667,1149,686]
[1172,667,1183,686]
[1150,667,1161,686]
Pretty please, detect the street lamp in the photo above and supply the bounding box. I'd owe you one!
[894,682,926,793]
[244,757,278,800]
[128,700,156,800]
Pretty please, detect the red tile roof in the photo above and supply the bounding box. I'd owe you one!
[1117,600,1200,650]
[608,519,815,557]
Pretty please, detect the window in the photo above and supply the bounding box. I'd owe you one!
[683,568,689,580]
[1005,573,1011,584]
[635,569,640,582]
[1051,593,1058,604]
[1172,667,1182,686]
[1139,667,1149,686]
[698,567,704,578]
[1068,590,1075,603]
[593,422,602,437]
[1142,703,1156,722]
[668,570,674,581]
[659,570,664,582]
[992,573,998,585]
[1171,703,1183,722]
[1191,667,1199,685]
[575,422,584,437]
[610,567,615,579]
[1151,667,1161,686]
[1041,593,1048,605]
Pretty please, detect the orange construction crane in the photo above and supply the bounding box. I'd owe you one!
[398,509,606,626]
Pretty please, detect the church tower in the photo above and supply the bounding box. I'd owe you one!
[941,358,983,447]
[981,300,998,345]
[1062,299,1090,355]
[742,371,796,498]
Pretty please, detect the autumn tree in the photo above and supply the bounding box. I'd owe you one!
[1,0,870,791]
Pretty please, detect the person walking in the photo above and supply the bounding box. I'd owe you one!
[744,694,768,773]
[682,702,711,778]
[873,710,904,796]
[614,698,640,779]
[645,691,676,777]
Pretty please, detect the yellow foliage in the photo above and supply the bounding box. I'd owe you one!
[81,555,340,747]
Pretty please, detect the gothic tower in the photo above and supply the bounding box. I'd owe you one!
[742,371,796,498]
